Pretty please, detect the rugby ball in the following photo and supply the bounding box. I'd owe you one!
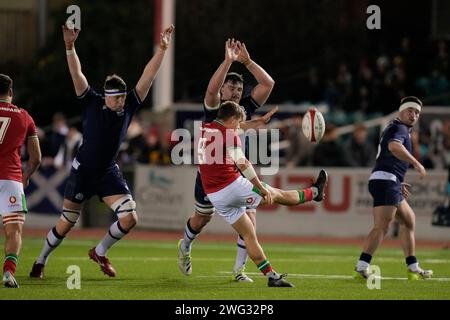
[302,108,326,143]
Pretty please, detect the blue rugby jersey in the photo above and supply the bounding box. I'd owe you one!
[74,86,142,170]
[372,118,413,183]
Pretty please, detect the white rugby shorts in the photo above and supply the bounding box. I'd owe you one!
[0,180,27,224]
[207,176,263,225]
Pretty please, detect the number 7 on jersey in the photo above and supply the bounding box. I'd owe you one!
[0,117,11,144]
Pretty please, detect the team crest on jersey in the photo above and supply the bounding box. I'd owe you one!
[9,196,17,204]
[75,193,84,201]
[246,197,255,205]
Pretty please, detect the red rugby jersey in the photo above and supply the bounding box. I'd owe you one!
[0,102,37,182]
[198,120,242,194]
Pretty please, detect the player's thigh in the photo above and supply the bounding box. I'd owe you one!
[64,167,94,204]
[97,166,132,200]
[372,205,397,229]
[0,180,27,215]
[395,200,415,229]
[231,211,257,239]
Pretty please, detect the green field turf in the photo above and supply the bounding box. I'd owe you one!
[1,237,449,300]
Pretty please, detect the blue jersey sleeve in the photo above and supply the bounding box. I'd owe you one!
[77,86,99,106]
[385,123,409,145]
[240,95,261,117]
[126,89,143,114]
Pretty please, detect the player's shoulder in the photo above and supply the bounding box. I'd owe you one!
[77,86,102,100]
[4,103,32,118]
[240,95,260,109]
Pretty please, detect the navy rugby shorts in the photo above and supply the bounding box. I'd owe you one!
[64,165,131,203]
[368,179,404,207]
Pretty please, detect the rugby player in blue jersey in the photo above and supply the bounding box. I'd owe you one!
[177,38,281,282]
[30,23,174,278]
[354,97,433,281]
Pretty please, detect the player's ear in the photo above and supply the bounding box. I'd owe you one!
[9,88,13,98]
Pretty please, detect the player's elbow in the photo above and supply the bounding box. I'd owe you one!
[30,156,42,169]
[388,141,401,153]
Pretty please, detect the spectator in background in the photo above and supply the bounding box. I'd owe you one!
[137,127,170,165]
[344,123,376,167]
[63,126,82,170]
[312,123,349,167]
[285,114,314,168]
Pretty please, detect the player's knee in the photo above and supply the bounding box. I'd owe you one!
[193,208,214,228]
[374,225,390,235]
[120,212,138,230]
[111,195,137,229]
[4,224,22,239]
[194,203,215,218]
[61,207,81,226]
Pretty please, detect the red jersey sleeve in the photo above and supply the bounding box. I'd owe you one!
[25,112,37,138]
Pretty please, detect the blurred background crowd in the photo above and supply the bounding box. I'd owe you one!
[2,0,450,171]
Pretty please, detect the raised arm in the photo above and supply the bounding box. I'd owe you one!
[22,137,42,188]
[388,141,426,178]
[204,39,240,108]
[240,106,278,130]
[135,24,175,102]
[63,23,88,96]
[236,42,275,106]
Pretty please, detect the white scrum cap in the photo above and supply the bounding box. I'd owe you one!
[399,96,422,112]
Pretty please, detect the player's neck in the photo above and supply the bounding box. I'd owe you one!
[0,98,11,103]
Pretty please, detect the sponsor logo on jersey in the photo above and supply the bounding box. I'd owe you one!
[246,197,255,205]
[9,196,16,204]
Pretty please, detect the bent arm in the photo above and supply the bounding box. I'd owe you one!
[388,141,421,167]
[247,62,275,106]
[23,137,42,187]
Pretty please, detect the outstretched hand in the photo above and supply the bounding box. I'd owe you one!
[62,21,80,44]
[225,38,240,62]
[236,41,252,66]
[414,162,427,179]
[260,106,279,124]
[160,24,175,50]
[401,183,412,199]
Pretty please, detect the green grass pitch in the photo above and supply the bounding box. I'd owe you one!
[1,237,450,300]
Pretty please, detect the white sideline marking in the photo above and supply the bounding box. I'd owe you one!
[217,272,450,282]
[24,256,450,265]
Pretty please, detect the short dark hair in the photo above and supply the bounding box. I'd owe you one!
[224,72,244,85]
[217,101,244,121]
[0,74,13,95]
[400,96,423,107]
[104,74,127,91]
